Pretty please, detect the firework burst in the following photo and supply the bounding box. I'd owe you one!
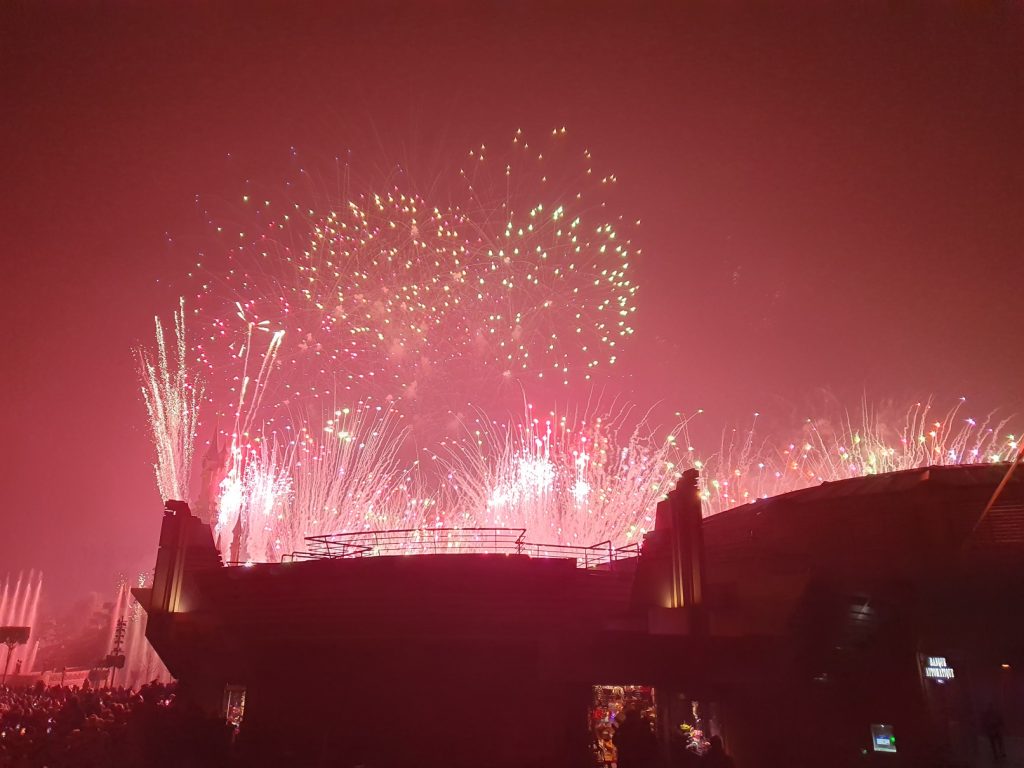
[433,402,687,546]
[190,129,638,429]
[218,401,428,562]
[146,136,1019,561]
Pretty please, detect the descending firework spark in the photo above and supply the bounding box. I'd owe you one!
[191,129,639,425]
[284,404,418,537]
[434,403,686,546]
[691,398,1020,515]
[221,401,428,562]
[137,299,204,501]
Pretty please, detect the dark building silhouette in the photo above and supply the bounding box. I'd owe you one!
[136,464,1024,767]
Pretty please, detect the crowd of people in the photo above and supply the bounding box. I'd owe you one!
[0,682,231,768]
[3,681,736,768]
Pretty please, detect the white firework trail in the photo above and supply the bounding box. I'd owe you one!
[281,402,417,542]
[137,298,204,501]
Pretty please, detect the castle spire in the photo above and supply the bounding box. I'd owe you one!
[203,419,220,462]
[194,419,227,527]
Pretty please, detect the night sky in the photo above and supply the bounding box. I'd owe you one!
[2,1,1022,609]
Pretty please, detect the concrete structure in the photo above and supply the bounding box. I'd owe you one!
[137,464,1024,767]
[693,463,1024,766]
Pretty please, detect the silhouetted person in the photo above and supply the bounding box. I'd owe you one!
[668,728,701,767]
[56,694,85,735]
[982,705,1006,761]
[613,710,658,768]
[705,735,735,768]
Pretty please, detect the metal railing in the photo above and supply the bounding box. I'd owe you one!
[282,527,641,570]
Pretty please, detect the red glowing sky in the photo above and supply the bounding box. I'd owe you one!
[2,2,1022,607]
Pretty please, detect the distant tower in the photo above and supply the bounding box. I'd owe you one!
[193,424,228,526]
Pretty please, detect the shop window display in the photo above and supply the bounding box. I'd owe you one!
[590,685,718,766]
[590,685,656,766]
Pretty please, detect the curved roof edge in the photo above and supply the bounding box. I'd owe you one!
[707,462,1018,522]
